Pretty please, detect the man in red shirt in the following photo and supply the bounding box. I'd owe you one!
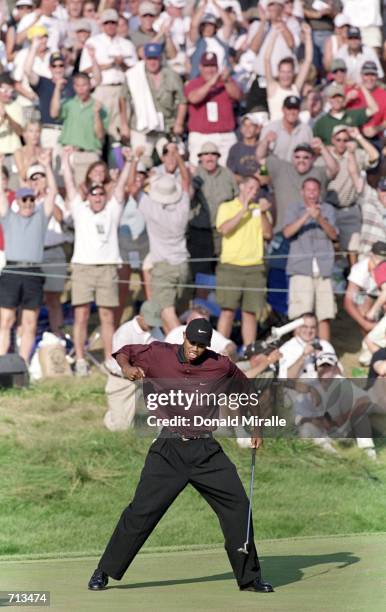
[185,52,242,166]
[87,318,273,595]
[345,61,386,139]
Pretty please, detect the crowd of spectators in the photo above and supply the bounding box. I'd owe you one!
[1,0,386,453]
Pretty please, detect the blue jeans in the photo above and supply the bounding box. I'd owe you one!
[312,29,331,71]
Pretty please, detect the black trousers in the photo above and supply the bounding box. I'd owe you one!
[98,437,261,587]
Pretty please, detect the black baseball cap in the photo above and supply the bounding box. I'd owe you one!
[361,61,378,75]
[185,318,213,346]
[377,178,386,191]
[50,51,65,66]
[294,143,314,155]
[88,182,106,195]
[371,241,386,258]
[347,26,361,39]
[283,95,301,109]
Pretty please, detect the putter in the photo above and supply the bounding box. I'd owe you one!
[238,446,257,555]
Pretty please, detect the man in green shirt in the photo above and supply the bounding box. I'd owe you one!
[50,72,108,184]
[313,82,378,144]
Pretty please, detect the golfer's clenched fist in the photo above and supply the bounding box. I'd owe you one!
[122,365,145,380]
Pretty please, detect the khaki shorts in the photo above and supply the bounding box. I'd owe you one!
[367,315,386,348]
[288,275,336,322]
[216,263,266,314]
[151,261,189,310]
[71,264,119,307]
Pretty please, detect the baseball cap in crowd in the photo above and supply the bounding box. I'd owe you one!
[198,141,220,157]
[50,52,65,66]
[200,52,218,67]
[27,164,46,180]
[165,0,186,7]
[377,178,386,192]
[27,24,48,39]
[139,1,158,16]
[88,183,106,195]
[101,8,119,22]
[148,174,182,204]
[294,143,314,155]
[325,82,345,98]
[16,187,35,199]
[185,318,213,346]
[361,61,378,75]
[74,18,92,32]
[0,73,15,86]
[242,112,269,127]
[371,241,386,258]
[139,301,162,327]
[316,352,338,368]
[144,43,163,58]
[347,26,361,39]
[283,95,301,109]
[334,13,349,28]
[331,58,347,73]
[16,0,34,7]
[331,125,349,137]
[200,13,218,26]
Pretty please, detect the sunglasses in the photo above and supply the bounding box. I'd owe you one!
[21,196,36,203]
[294,155,312,161]
[52,63,64,68]
[335,137,349,142]
[104,20,117,24]
[332,69,347,73]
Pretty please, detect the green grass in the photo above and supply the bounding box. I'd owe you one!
[2,536,386,611]
[0,376,386,557]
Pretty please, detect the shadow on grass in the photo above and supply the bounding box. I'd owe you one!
[108,551,359,590]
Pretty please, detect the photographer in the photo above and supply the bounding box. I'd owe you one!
[278,312,337,379]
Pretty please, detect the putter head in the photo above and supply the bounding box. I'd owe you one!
[237,543,249,555]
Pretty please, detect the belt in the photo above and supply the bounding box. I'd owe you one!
[42,124,62,130]
[161,429,213,441]
[44,243,65,251]
[329,201,358,210]
[6,261,41,268]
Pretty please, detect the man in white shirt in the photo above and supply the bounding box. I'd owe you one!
[165,305,236,358]
[278,312,340,453]
[62,146,132,376]
[336,26,384,82]
[278,312,337,379]
[16,0,66,52]
[342,0,383,50]
[104,300,162,431]
[80,8,137,141]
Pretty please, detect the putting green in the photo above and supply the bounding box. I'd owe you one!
[0,533,385,611]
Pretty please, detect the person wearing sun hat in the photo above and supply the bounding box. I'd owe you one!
[136,166,191,334]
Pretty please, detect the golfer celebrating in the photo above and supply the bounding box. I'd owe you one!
[88,318,273,594]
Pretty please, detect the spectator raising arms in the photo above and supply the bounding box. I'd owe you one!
[0,150,56,363]
[62,145,132,376]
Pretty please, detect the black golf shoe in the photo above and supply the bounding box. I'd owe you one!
[88,568,109,590]
[240,578,274,593]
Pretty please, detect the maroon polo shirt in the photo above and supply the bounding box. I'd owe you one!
[184,76,238,134]
[113,341,249,435]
